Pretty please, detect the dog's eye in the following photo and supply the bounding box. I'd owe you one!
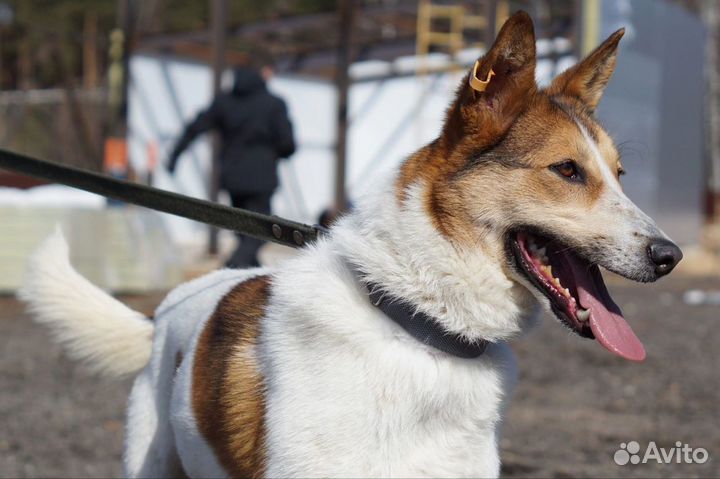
[551,160,581,181]
[618,167,626,176]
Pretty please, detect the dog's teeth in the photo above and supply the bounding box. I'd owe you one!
[553,277,561,287]
[563,287,570,297]
[577,308,591,321]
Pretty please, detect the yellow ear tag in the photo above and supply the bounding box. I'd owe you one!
[469,60,495,93]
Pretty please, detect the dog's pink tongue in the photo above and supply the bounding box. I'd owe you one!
[567,259,646,361]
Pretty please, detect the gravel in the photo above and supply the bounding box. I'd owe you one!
[1,277,717,478]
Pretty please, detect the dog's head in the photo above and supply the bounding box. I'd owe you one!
[398,11,682,361]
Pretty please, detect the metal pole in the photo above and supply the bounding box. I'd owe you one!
[334,0,355,213]
[485,0,498,49]
[704,0,720,222]
[208,0,227,254]
[573,0,584,60]
[119,0,133,135]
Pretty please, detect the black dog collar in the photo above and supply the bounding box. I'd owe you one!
[348,262,488,359]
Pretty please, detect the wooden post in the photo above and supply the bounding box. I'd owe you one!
[83,10,99,89]
[416,0,429,57]
[17,2,31,89]
[581,0,600,56]
[208,0,227,254]
[334,0,355,213]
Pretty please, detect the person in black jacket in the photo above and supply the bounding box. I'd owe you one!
[167,64,295,268]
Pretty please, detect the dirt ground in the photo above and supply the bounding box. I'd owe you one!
[1,276,718,478]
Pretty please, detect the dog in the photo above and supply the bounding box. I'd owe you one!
[19,12,682,478]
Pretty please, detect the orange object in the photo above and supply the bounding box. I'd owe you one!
[469,61,495,93]
[104,137,128,173]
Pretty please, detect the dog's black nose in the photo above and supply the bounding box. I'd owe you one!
[647,239,683,277]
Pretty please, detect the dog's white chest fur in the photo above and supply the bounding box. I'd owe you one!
[261,305,515,477]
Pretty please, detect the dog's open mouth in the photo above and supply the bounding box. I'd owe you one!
[510,232,645,361]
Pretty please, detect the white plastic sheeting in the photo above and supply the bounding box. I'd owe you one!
[128,54,469,242]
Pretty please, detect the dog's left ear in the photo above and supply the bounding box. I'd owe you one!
[547,28,625,112]
[443,10,537,149]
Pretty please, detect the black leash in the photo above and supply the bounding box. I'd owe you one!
[1,148,487,358]
[0,148,324,249]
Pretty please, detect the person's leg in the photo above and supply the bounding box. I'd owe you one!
[225,191,272,268]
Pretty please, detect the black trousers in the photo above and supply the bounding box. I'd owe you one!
[225,191,273,268]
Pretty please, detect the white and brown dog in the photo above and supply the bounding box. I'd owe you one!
[20,12,682,478]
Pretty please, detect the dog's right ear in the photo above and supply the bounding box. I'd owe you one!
[546,28,624,112]
[443,11,538,149]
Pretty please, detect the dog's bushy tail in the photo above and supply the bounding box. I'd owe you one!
[17,228,154,378]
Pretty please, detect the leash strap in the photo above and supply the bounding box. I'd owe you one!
[0,148,323,249]
[1,148,486,357]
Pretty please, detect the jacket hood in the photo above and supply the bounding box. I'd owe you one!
[232,67,266,95]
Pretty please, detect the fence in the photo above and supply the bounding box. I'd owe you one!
[0,87,108,174]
